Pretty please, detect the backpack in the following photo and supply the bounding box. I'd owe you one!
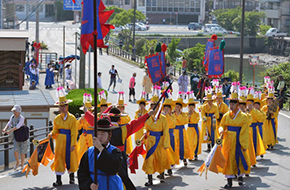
[14,126,29,142]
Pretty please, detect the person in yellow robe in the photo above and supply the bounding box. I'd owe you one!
[247,92,266,164]
[214,86,229,132]
[142,95,170,186]
[173,94,190,166]
[49,87,78,186]
[261,88,279,149]
[97,91,112,118]
[76,94,95,163]
[162,98,179,175]
[117,92,133,155]
[134,93,149,143]
[219,91,250,188]
[201,87,220,152]
[254,94,267,151]
[186,91,201,160]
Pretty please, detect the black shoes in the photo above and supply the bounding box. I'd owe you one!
[224,178,232,188]
[69,173,75,184]
[183,159,188,166]
[53,175,62,187]
[238,176,244,186]
[145,174,153,186]
[167,169,172,176]
[160,172,165,183]
[194,155,198,160]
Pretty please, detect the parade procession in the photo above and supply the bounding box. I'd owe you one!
[1,0,290,190]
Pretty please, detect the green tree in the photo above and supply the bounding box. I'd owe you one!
[183,43,206,73]
[135,37,148,56]
[105,6,125,23]
[141,39,158,56]
[222,70,240,82]
[260,23,271,35]
[213,7,241,31]
[167,38,181,65]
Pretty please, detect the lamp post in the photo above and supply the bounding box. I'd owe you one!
[239,0,245,83]
[249,55,259,87]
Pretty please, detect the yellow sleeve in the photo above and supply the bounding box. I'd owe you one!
[200,105,206,118]
[121,126,127,144]
[214,106,220,119]
[70,116,77,147]
[247,114,253,126]
[134,111,139,120]
[220,113,227,131]
[162,117,170,149]
[261,105,268,114]
[239,114,249,150]
[51,117,60,139]
[222,103,229,114]
[191,112,200,123]
[250,109,264,122]
[76,118,82,130]
[182,113,189,125]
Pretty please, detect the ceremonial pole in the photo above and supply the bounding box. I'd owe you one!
[93,0,98,185]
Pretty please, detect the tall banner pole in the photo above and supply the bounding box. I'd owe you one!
[93,0,98,185]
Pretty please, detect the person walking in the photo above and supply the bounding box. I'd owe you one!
[178,71,189,94]
[182,57,187,71]
[54,61,60,82]
[108,65,120,92]
[190,68,199,96]
[45,63,55,89]
[2,105,28,171]
[129,73,137,102]
[142,70,152,100]
[24,58,31,80]
[97,72,102,89]
[65,64,72,89]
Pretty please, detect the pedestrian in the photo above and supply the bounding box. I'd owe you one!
[163,18,166,24]
[190,68,200,96]
[222,77,231,106]
[166,60,174,75]
[29,63,39,87]
[65,64,72,89]
[77,118,123,190]
[97,72,102,89]
[106,42,109,55]
[24,58,31,80]
[178,70,188,94]
[182,57,187,71]
[59,57,64,78]
[108,65,120,92]
[54,61,60,82]
[45,63,54,89]
[99,47,103,55]
[277,74,286,109]
[2,105,28,171]
[49,87,78,186]
[219,90,250,188]
[129,73,137,102]
[142,70,152,100]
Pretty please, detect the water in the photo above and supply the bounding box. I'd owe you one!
[224,57,267,85]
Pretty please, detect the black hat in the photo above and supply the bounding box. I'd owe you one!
[65,64,71,68]
[97,118,118,130]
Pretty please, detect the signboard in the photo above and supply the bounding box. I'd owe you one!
[63,0,82,11]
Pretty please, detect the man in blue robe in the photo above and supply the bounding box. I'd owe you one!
[45,63,54,89]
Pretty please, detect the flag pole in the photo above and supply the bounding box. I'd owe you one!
[93,0,98,185]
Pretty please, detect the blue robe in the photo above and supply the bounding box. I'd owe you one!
[30,73,39,86]
[44,68,54,86]
[24,61,31,75]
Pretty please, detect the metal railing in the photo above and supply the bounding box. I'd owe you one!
[0,122,54,169]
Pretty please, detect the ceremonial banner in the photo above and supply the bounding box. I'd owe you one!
[203,39,215,68]
[207,47,224,78]
[145,54,163,84]
[160,43,167,76]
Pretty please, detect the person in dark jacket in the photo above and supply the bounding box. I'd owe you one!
[78,118,123,190]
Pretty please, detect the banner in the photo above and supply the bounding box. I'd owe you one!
[203,39,215,70]
[145,54,163,84]
[207,47,224,78]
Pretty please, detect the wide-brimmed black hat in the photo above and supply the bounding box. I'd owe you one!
[97,118,118,130]
[65,64,71,68]
[221,77,232,82]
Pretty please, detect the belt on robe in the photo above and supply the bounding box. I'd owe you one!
[59,129,71,170]
[227,126,248,175]
[206,113,215,145]
[188,123,199,155]
[82,129,94,135]
[175,125,185,160]
[250,123,259,155]
[145,131,163,160]
[257,122,263,139]
[271,118,277,142]
[169,129,175,151]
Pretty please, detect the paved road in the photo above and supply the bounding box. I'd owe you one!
[1,21,289,189]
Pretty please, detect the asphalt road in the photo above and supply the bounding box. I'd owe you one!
[1,21,289,189]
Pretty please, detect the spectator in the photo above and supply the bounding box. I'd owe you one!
[182,57,187,71]
[129,73,137,102]
[54,61,60,82]
[2,105,27,171]
[222,77,231,106]
[99,47,103,55]
[178,70,189,95]
[29,63,39,87]
[24,58,31,80]
[277,74,286,109]
[142,70,153,100]
[65,64,72,89]
[108,65,120,92]
[166,60,174,75]
[190,68,200,96]
[59,57,64,78]
[45,63,55,89]
[197,74,210,102]
[97,72,102,89]
[29,80,36,90]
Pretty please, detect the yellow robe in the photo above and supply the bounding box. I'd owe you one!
[249,109,266,158]
[166,114,179,165]
[142,115,171,174]
[119,115,133,155]
[174,112,190,160]
[261,105,279,146]
[188,111,202,159]
[216,101,229,133]
[134,109,148,143]
[76,117,94,163]
[244,113,256,166]
[261,93,267,108]
[220,110,251,176]
[200,103,220,144]
[51,112,78,173]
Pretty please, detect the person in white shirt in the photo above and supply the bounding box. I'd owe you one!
[2,105,27,170]
[97,72,102,89]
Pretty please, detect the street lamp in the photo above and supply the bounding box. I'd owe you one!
[239,0,245,83]
[249,55,259,87]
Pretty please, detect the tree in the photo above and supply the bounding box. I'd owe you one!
[105,6,125,23]
[260,23,271,35]
[222,70,240,82]
[183,43,206,73]
[167,38,181,65]
[135,38,148,56]
[142,39,158,56]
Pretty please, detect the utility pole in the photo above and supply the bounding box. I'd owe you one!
[132,0,136,61]
[63,26,66,87]
[79,45,86,89]
[26,0,29,30]
[75,32,78,85]
[88,45,91,88]
[35,5,39,43]
[0,0,2,29]
[239,0,245,83]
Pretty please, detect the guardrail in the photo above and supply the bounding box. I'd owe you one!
[0,122,54,169]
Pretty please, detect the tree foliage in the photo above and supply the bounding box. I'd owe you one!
[183,43,206,73]
[264,62,290,90]
[167,38,181,64]
[105,6,125,23]
[222,70,240,82]
[260,24,271,35]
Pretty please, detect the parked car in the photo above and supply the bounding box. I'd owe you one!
[127,23,147,31]
[209,27,227,35]
[138,22,150,30]
[112,25,129,32]
[204,24,220,32]
[266,28,287,37]
[188,22,202,30]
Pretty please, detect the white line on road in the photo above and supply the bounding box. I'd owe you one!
[0,170,22,179]
[279,112,290,119]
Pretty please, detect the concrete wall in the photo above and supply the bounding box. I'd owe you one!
[136,36,267,54]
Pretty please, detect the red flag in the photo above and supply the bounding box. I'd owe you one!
[128,144,146,174]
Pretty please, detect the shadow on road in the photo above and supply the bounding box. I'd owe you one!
[268,144,290,156]
[250,166,276,177]
[256,158,278,166]
[22,184,78,190]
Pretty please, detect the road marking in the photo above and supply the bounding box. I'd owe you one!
[0,170,22,179]
[279,112,290,119]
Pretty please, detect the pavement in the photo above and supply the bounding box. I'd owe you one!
[0,21,289,189]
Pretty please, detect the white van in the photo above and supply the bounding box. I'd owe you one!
[204,24,220,32]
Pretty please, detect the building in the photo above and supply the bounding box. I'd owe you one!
[104,0,134,10]
[214,0,260,11]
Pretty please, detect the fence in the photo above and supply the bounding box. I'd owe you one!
[0,122,54,169]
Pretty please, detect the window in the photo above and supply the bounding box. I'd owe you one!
[147,0,151,6]
[139,0,145,6]
[125,0,130,5]
[153,0,156,6]
[16,4,24,12]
